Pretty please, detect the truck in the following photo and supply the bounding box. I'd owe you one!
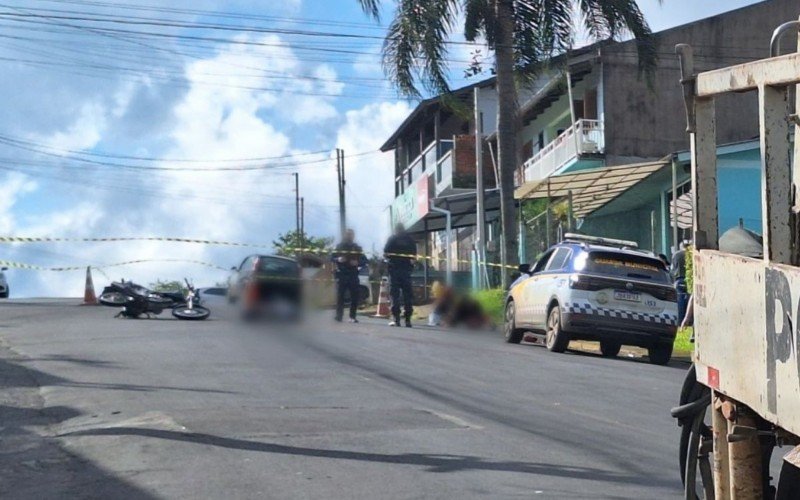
[673,19,800,499]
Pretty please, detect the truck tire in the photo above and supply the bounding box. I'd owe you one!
[600,340,621,358]
[648,343,673,365]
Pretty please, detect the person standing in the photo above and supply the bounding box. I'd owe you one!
[383,223,416,327]
[333,229,366,323]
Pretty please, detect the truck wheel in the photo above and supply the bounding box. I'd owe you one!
[600,340,621,358]
[504,301,523,344]
[545,305,570,353]
[648,344,673,365]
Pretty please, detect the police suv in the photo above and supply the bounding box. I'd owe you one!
[504,234,679,365]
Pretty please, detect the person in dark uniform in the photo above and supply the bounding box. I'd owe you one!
[333,228,366,323]
[383,223,416,327]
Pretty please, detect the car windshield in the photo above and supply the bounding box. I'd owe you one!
[585,251,670,283]
[257,257,297,276]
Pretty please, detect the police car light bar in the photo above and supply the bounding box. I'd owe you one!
[562,233,639,249]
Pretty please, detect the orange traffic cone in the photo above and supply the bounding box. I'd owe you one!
[373,277,390,318]
[82,266,98,305]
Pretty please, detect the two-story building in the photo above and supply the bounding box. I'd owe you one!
[382,0,798,284]
[381,79,504,286]
[514,0,798,259]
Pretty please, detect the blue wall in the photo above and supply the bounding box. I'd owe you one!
[716,150,762,234]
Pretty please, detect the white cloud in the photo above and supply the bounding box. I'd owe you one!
[38,101,109,152]
[3,27,410,296]
[0,173,37,234]
[333,101,412,251]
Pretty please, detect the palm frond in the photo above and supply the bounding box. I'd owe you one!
[578,0,657,81]
[382,0,459,97]
[357,0,382,21]
[513,0,574,78]
[464,0,494,45]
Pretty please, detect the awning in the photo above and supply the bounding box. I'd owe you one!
[514,160,669,218]
[406,189,501,234]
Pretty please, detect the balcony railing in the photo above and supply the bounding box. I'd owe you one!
[519,119,604,184]
[395,140,454,195]
[434,150,454,196]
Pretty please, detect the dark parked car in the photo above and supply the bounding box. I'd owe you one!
[227,255,302,316]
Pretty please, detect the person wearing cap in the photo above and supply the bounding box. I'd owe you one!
[332,229,366,323]
[383,223,416,327]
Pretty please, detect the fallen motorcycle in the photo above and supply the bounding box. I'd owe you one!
[98,279,210,320]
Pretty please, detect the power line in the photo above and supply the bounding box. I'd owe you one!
[0,134,381,171]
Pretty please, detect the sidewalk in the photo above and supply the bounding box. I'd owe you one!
[359,305,691,363]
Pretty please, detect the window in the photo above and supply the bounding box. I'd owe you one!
[257,257,298,276]
[239,256,255,272]
[544,248,571,272]
[587,252,670,283]
[531,249,554,274]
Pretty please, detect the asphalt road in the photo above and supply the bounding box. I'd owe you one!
[1,298,687,499]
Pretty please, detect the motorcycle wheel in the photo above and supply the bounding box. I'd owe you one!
[99,292,127,307]
[172,305,210,320]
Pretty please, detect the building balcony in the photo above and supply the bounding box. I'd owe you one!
[395,140,453,196]
[517,119,604,185]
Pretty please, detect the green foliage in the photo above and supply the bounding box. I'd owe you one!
[674,327,693,357]
[471,288,506,323]
[272,230,333,257]
[685,245,694,293]
[149,280,185,293]
[355,0,658,96]
[521,198,547,222]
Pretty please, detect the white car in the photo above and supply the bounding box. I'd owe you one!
[504,234,679,365]
[0,266,8,298]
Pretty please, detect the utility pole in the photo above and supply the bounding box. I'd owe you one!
[293,172,300,238]
[336,148,347,236]
[474,88,486,289]
[300,197,304,238]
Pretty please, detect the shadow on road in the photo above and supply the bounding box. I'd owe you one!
[61,426,664,487]
[0,349,157,500]
[0,357,237,394]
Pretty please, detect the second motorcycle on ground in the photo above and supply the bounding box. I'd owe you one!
[98,279,210,320]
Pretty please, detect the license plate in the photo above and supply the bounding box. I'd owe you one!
[614,290,641,302]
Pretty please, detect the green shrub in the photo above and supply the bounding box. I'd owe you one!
[674,327,693,357]
[472,288,506,323]
[685,245,694,293]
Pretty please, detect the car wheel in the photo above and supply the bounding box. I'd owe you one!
[648,343,673,365]
[600,340,621,358]
[0,291,7,299]
[545,305,570,353]
[504,301,524,344]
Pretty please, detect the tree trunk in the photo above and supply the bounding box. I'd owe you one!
[494,0,519,288]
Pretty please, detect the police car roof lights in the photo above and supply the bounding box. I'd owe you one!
[562,233,639,249]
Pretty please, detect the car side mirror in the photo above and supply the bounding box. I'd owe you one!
[0,267,7,271]
[518,264,531,275]
[230,266,237,271]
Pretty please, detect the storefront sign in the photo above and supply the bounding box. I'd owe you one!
[391,174,431,228]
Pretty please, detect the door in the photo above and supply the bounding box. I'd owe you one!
[529,248,572,329]
[516,249,553,327]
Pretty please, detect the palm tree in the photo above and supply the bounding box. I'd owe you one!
[357,0,657,284]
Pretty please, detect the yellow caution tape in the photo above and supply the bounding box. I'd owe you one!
[0,235,519,270]
[0,259,227,272]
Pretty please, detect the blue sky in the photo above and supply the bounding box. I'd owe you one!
[0,0,765,297]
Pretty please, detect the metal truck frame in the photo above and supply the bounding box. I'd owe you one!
[675,19,800,499]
